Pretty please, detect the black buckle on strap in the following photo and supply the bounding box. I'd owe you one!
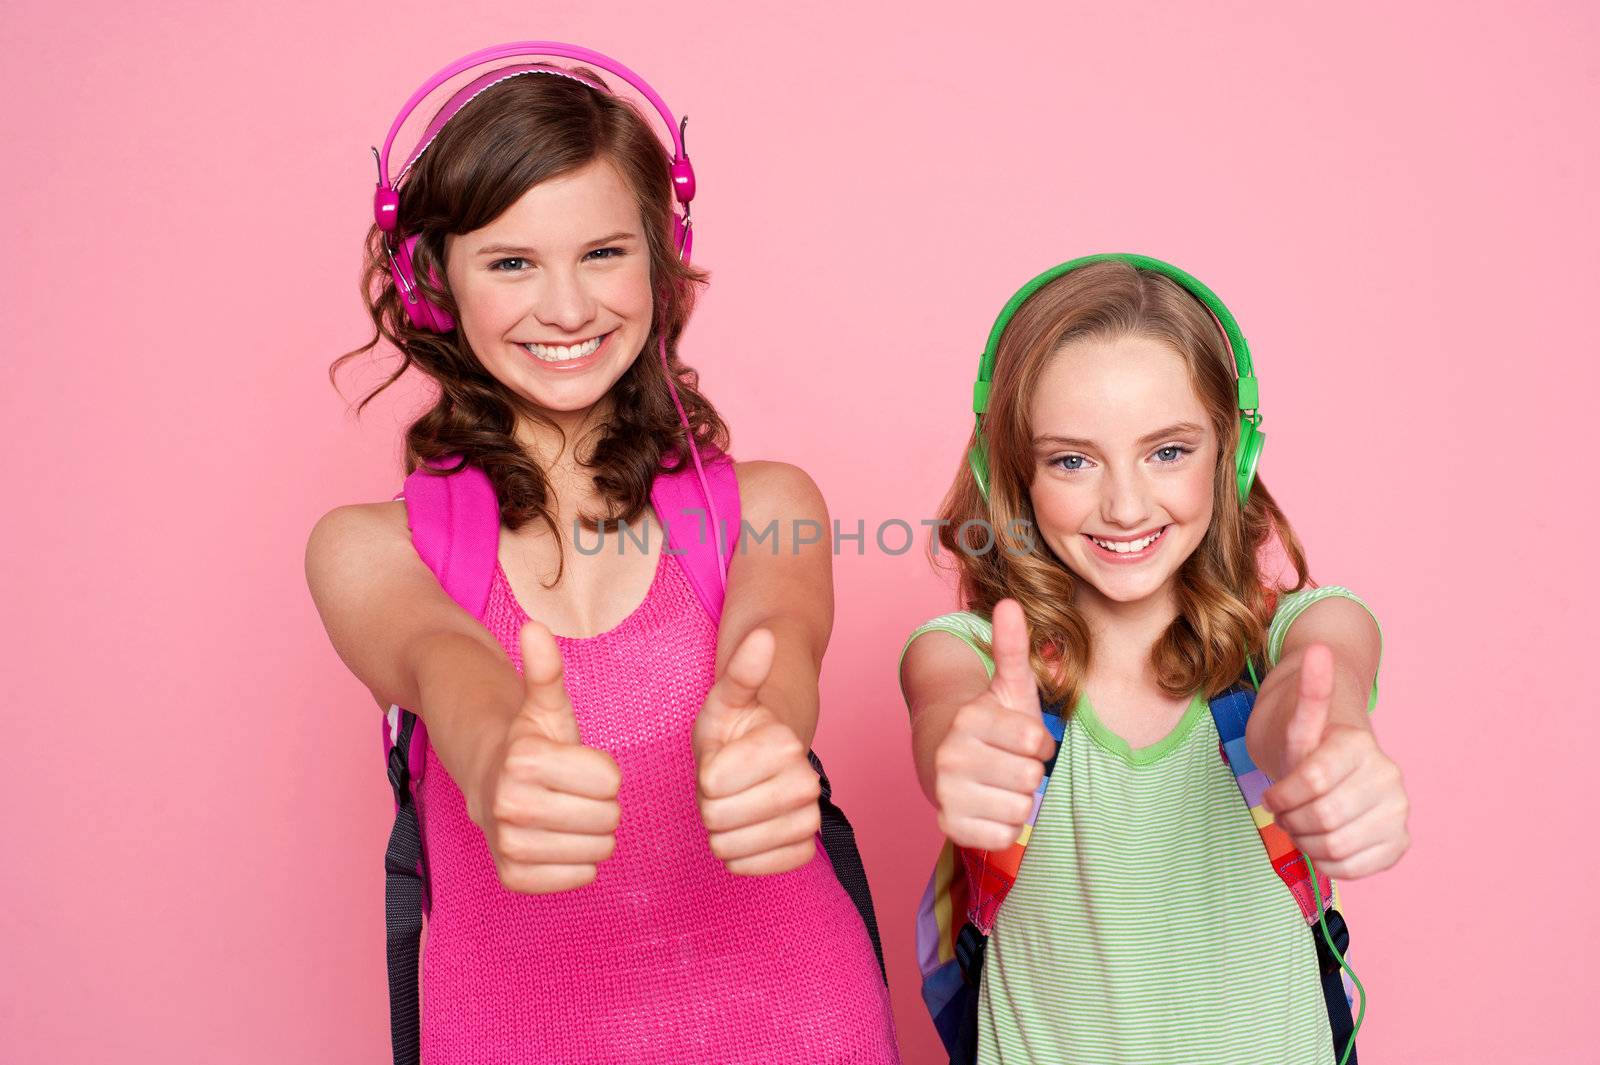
[955,922,988,986]
[1313,908,1351,975]
[387,712,417,805]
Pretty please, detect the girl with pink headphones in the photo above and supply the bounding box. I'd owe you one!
[304,43,899,1064]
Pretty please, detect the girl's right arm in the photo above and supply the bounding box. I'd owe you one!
[899,600,1056,852]
[304,503,622,893]
[304,502,520,797]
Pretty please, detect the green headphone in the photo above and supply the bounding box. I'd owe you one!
[968,253,1264,507]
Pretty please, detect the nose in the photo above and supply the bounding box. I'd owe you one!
[531,266,597,335]
[1099,461,1153,530]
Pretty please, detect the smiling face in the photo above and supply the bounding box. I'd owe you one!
[443,156,655,422]
[1028,333,1219,617]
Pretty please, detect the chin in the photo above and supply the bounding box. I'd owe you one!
[1096,577,1173,605]
[1054,545,1182,608]
[532,385,617,414]
[522,361,631,409]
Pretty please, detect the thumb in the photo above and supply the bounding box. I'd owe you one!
[695,628,776,759]
[517,621,580,745]
[712,627,777,715]
[989,599,1042,719]
[1283,642,1334,771]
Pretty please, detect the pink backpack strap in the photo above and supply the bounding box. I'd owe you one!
[400,459,501,621]
[383,458,501,788]
[650,450,739,623]
[382,456,503,1056]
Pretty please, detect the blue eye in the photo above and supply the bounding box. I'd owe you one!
[489,257,528,272]
[1154,445,1192,463]
[584,247,624,261]
[1051,455,1089,472]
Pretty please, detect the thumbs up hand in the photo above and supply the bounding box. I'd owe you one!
[1259,643,1410,879]
[469,621,623,895]
[932,599,1057,852]
[694,628,823,876]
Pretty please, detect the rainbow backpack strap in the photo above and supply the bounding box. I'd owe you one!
[916,698,1067,1061]
[1206,681,1333,922]
[1209,679,1361,1062]
[958,702,1068,935]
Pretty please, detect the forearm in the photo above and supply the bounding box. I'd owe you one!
[1248,644,1376,779]
[1246,592,1383,779]
[900,631,998,807]
[751,615,824,748]
[406,630,523,811]
[909,699,962,806]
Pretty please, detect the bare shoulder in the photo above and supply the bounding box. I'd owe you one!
[732,459,827,525]
[1285,592,1380,636]
[306,499,407,556]
[304,499,409,595]
[900,628,991,700]
[1277,591,1382,678]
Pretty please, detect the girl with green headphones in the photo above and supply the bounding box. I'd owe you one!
[899,255,1409,1063]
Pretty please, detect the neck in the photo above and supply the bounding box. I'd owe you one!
[1073,579,1181,690]
[512,399,615,521]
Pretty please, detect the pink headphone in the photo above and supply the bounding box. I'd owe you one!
[370,42,727,590]
[371,41,698,333]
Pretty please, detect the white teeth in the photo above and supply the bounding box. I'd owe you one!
[524,334,605,362]
[1091,528,1164,553]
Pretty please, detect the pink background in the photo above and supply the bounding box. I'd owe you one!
[5,1,1595,1060]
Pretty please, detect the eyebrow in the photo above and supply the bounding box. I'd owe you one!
[1034,421,1207,449]
[475,231,640,256]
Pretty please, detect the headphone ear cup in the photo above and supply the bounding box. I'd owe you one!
[967,435,992,503]
[392,234,456,333]
[673,214,692,261]
[1236,418,1264,506]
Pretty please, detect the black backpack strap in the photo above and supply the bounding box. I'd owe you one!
[808,750,887,983]
[1313,908,1358,1064]
[384,711,424,1065]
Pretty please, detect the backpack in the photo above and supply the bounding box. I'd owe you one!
[378,453,885,1065]
[915,678,1359,1065]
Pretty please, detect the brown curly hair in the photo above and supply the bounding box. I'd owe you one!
[935,260,1310,710]
[330,68,729,575]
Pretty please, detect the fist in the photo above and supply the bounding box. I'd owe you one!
[1261,643,1410,879]
[470,621,623,895]
[693,628,822,876]
[933,599,1056,852]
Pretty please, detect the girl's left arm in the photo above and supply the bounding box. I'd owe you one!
[691,460,834,875]
[713,460,834,746]
[1247,595,1411,878]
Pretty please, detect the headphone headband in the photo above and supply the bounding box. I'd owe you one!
[968,253,1264,505]
[370,42,698,331]
[395,65,606,186]
[974,253,1256,413]
[376,41,692,195]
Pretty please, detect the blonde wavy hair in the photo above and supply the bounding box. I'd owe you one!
[935,260,1310,710]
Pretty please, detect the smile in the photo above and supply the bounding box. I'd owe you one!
[521,331,611,363]
[1085,525,1169,557]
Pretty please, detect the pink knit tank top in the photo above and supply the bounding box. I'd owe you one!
[416,548,901,1064]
